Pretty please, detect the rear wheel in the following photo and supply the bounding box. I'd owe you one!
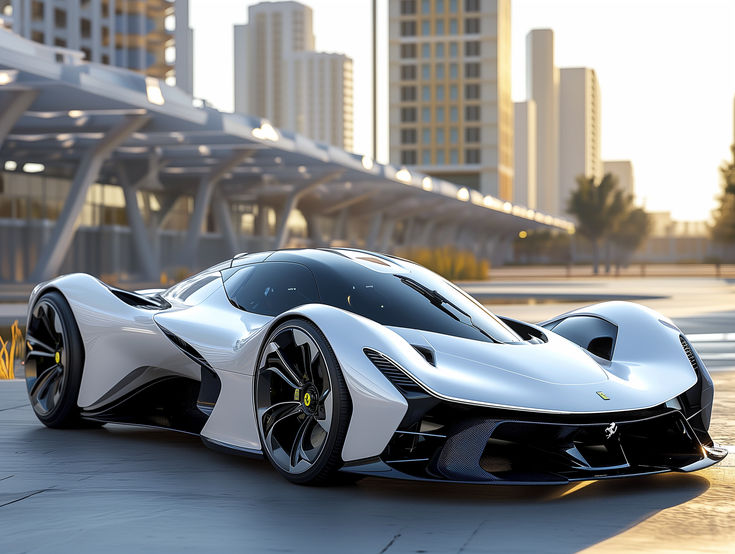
[25,291,85,428]
[255,318,351,485]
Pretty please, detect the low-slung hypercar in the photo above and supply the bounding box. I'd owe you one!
[24,248,727,484]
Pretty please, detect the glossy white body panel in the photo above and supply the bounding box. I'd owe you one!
[28,271,701,463]
[28,274,199,409]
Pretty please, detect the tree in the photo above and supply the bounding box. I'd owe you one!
[711,144,735,245]
[610,208,651,273]
[567,172,630,274]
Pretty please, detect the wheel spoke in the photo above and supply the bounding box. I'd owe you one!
[265,342,304,387]
[37,306,56,343]
[316,391,332,433]
[289,416,315,469]
[259,400,300,421]
[26,349,56,360]
[30,364,62,402]
[26,334,56,353]
[264,403,302,446]
[261,365,300,390]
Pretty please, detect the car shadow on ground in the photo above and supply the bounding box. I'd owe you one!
[7,423,711,553]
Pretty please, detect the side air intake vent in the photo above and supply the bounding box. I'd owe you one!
[158,324,211,369]
[680,335,700,373]
[364,349,422,393]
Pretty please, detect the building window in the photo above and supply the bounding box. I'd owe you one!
[102,54,110,65]
[422,149,431,164]
[102,1,110,17]
[449,42,458,57]
[465,83,480,99]
[54,37,67,47]
[81,18,91,39]
[401,21,417,37]
[466,127,481,143]
[422,85,431,101]
[422,20,430,36]
[466,148,481,163]
[102,26,110,45]
[437,150,445,164]
[435,20,444,35]
[465,0,480,12]
[465,18,480,34]
[401,150,417,164]
[465,62,481,79]
[465,40,481,57]
[422,129,431,144]
[449,85,458,100]
[401,129,417,144]
[81,47,92,61]
[436,107,445,123]
[31,1,44,20]
[450,0,459,13]
[436,43,445,58]
[436,85,445,101]
[465,105,481,121]
[422,63,430,80]
[400,44,417,59]
[436,0,445,14]
[422,0,430,14]
[450,149,458,164]
[401,65,417,80]
[401,86,417,101]
[54,8,67,28]
[450,106,458,121]
[400,0,417,14]
[422,107,431,123]
[450,128,458,144]
[449,19,458,34]
[449,63,458,79]
[31,30,44,43]
[421,43,431,58]
[437,128,445,144]
[401,107,417,122]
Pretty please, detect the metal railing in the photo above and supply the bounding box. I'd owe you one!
[0,320,23,380]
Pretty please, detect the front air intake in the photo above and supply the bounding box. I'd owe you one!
[679,335,701,373]
[364,349,423,393]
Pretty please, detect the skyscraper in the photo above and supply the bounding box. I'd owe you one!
[513,100,536,209]
[526,28,559,216]
[388,0,513,199]
[3,0,192,86]
[558,67,602,211]
[603,160,634,199]
[234,1,353,151]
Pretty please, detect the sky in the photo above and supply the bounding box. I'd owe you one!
[189,0,735,221]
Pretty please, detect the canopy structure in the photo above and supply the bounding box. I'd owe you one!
[0,29,573,282]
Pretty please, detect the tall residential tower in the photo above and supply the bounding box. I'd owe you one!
[234,1,353,151]
[2,0,192,86]
[558,67,602,210]
[389,0,513,199]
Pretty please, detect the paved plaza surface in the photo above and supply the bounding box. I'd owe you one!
[1,276,734,553]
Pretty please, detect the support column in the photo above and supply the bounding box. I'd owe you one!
[273,170,343,249]
[118,163,160,282]
[331,207,349,245]
[214,191,240,255]
[379,218,396,253]
[181,150,251,267]
[0,90,38,148]
[30,115,149,281]
[365,212,383,251]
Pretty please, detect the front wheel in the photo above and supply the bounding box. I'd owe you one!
[255,318,351,485]
[24,291,85,428]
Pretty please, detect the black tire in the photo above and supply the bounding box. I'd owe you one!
[25,291,85,428]
[254,318,351,485]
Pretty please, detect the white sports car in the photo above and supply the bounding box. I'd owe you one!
[24,248,726,484]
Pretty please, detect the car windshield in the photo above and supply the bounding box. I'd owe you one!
[314,261,522,343]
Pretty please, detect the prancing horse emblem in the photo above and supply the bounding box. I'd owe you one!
[604,422,618,440]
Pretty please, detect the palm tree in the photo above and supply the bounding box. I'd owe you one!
[610,208,651,273]
[712,144,735,245]
[567,172,629,274]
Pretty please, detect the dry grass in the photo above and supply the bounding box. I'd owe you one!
[397,246,490,281]
[0,320,23,380]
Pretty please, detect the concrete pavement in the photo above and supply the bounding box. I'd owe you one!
[1,276,734,553]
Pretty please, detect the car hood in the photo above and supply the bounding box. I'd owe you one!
[386,326,697,414]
